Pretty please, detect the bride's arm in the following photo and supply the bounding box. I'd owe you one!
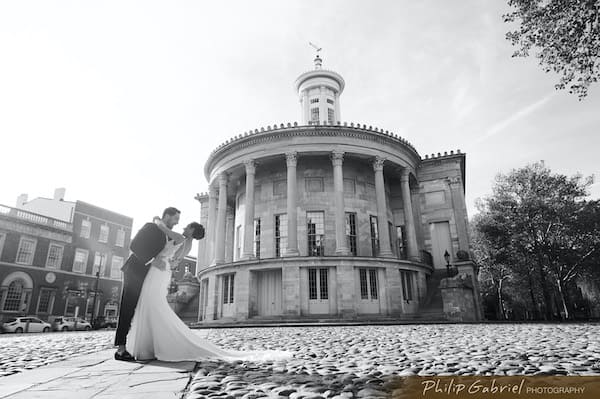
[155,219,186,244]
[171,237,193,268]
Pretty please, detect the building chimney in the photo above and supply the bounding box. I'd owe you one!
[54,188,66,201]
[16,194,28,208]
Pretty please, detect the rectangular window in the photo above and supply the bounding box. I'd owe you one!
[319,268,328,300]
[116,229,125,247]
[99,224,109,243]
[400,270,414,301]
[343,178,356,194]
[327,98,334,105]
[327,108,335,124]
[0,232,6,259]
[310,98,319,103]
[16,237,36,265]
[307,211,325,256]
[305,177,324,192]
[345,212,357,256]
[369,269,378,299]
[310,107,319,123]
[235,225,241,260]
[111,256,124,279]
[308,268,317,300]
[275,214,288,258]
[396,226,407,260]
[388,221,395,256]
[73,249,89,273]
[370,216,379,256]
[80,219,91,239]
[93,252,107,276]
[45,244,63,269]
[253,218,261,258]
[359,269,368,299]
[359,268,378,300]
[65,297,77,316]
[222,274,235,304]
[36,289,55,314]
[308,268,329,300]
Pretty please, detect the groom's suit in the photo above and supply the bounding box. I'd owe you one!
[114,222,167,346]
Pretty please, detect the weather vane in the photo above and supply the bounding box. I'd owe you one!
[309,42,322,53]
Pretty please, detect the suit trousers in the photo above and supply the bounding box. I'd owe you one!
[114,265,150,346]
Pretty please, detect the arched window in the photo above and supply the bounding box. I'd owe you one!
[4,280,25,312]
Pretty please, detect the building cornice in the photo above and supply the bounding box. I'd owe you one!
[197,256,434,278]
[294,69,346,92]
[204,123,422,180]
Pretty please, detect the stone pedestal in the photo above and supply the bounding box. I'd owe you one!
[440,273,478,322]
[454,260,484,320]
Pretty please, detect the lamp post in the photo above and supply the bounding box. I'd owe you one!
[444,250,451,277]
[91,253,105,325]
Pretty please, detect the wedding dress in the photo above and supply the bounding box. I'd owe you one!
[127,239,293,362]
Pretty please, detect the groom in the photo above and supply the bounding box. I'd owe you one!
[114,207,181,361]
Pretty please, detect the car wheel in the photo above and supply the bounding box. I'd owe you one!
[84,326,91,331]
[15,327,23,333]
[43,327,50,332]
[61,326,69,331]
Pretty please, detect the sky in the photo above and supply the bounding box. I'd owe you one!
[1,0,599,254]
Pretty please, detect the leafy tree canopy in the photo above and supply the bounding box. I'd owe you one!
[505,0,600,99]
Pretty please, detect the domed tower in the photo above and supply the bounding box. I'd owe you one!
[295,54,345,125]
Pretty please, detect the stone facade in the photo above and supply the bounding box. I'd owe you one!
[193,57,481,323]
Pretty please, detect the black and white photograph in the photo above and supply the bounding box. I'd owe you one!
[0,1,599,398]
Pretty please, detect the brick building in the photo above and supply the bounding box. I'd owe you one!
[194,55,482,323]
[0,189,132,323]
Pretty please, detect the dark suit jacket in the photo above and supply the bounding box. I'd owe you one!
[121,222,167,275]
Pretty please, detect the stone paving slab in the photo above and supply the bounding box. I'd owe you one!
[0,349,195,399]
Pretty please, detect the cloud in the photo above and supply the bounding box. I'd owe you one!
[474,93,555,144]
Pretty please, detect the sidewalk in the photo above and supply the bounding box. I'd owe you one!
[0,349,196,399]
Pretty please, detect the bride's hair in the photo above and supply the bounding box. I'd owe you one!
[188,222,205,240]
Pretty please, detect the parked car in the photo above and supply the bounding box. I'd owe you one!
[1,317,52,333]
[51,316,92,331]
[92,316,117,329]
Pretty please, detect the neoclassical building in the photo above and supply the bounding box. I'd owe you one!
[194,56,481,323]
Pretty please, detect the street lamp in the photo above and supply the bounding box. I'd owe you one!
[91,253,105,325]
[444,250,451,277]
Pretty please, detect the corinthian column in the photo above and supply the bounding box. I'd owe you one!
[284,152,300,256]
[205,185,218,266]
[332,150,349,255]
[241,160,256,260]
[401,168,419,260]
[373,156,393,257]
[214,173,228,264]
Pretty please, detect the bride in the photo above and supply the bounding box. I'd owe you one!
[126,218,293,362]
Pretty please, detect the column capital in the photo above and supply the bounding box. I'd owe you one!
[447,176,462,186]
[244,159,256,175]
[218,173,228,185]
[285,152,298,167]
[400,167,411,182]
[373,156,385,172]
[330,150,344,166]
[208,185,218,197]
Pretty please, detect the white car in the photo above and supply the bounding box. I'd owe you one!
[51,316,92,331]
[1,317,52,333]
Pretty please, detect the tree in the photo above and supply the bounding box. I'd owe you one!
[473,162,599,319]
[504,0,600,99]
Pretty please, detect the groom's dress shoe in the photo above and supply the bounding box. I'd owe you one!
[114,350,135,361]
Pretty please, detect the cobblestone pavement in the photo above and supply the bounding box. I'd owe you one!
[0,330,114,377]
[2,324,600,398]
[186,324,600,399]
